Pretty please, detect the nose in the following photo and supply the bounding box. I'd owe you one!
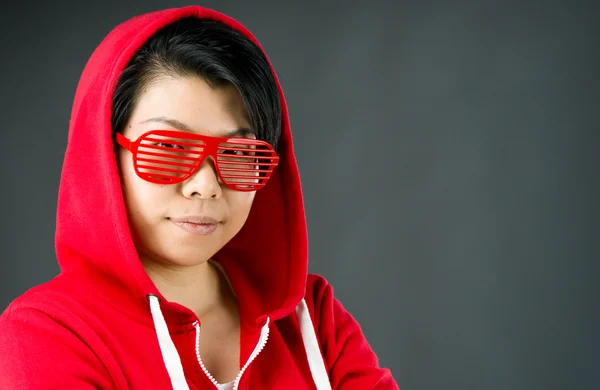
[181,156,223,199]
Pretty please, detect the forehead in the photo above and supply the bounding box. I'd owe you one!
[124,76,251,138]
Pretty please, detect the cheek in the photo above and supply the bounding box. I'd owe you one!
[226,191,256,220]
[119,163,168,219]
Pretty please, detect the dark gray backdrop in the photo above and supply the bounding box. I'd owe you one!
[1,1,598,389]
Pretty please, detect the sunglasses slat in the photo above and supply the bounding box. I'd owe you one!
[221,175,265,180]
[137,164,193,175]
[139,146,203,157]
[137,150,200,163]
[141,172,185,181]
[140,142,203,152]
[219,168,274,174]
[137,157,197,169]
[143,137,205,149]
[217,154,277,161]
[218,160,277,167]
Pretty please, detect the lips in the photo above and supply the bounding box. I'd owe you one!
[169,216,220,225]
[169,216,221,235]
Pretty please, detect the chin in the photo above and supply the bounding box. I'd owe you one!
[168,248,212,264]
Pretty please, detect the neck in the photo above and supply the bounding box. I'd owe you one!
[142,257,233,319]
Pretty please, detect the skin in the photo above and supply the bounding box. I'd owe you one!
[116,75,256,382]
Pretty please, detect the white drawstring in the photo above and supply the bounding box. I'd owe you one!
[295,298,333,390]
[148,295,190,390]
[148,295,330,390]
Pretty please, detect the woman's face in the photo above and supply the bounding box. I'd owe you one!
[117,75,256,268]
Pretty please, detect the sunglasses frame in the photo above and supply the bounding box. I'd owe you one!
[115,129,279,191]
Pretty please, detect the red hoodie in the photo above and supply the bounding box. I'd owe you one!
[0,5,399,390]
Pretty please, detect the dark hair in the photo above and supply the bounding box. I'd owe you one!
[111,17,282,150]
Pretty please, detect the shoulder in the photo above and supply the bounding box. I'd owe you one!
[0,283,80,381]
[1,275,81,350]
[1,273,81,319]
[0,276,115,389]
[304,273,334,309]
[302,273,348,328]
[0,272,103,342]
[305,273,331,295]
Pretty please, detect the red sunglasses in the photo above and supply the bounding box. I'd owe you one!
[115,129,279,191]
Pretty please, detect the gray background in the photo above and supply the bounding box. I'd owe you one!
[1,1,599,389]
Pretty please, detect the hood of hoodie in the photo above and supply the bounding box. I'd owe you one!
[55,5,308,330]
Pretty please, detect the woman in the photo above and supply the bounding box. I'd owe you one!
[0,5,399,390]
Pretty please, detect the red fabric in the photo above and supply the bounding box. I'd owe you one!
[0,5,398,389]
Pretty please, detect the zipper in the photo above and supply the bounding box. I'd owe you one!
[232,318,270,390]
[193,318,271,390]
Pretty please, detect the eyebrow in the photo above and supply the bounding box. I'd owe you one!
[139,116,255,138]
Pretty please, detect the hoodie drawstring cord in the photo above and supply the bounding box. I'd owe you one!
[148,295,331,390]
[295,298,333,390]
[148,294,191,390]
